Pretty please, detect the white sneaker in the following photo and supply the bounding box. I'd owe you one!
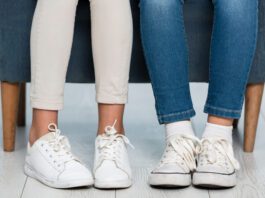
[193,137,240,188]
[24,124,94,188]
[149,134,201,187]
[93,120,134,189]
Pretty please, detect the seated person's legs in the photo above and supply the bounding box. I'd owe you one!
[140,0,200,187]
[90,0,134,189]
[193,0,259,188]
[27,0,93,188]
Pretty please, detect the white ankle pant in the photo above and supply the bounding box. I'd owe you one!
[30,0,133,110]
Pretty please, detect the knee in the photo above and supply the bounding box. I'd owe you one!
[140,0,183,11]
[61,0,79,7]
[48,0,78,10]
[214,0,258,28]
[214,0,257,15]
[36,0,78,17]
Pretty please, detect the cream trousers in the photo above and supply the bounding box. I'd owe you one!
[30,0,133,110]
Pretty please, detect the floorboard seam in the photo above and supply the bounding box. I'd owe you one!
[20,176,28,198]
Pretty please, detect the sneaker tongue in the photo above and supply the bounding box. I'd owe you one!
[98,132,121,140]
[39,132,56,141]
[97,133,122,147]
[39,132,71,149]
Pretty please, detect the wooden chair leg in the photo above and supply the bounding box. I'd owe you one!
[1,82,20,152]
[244,83,264,152]
[17,83,26,126]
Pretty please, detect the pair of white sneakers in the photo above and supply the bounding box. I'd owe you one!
[24,122,133,189]
[149,134,240,188]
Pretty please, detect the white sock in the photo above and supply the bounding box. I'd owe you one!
[165,121,195,139]
[202,122,233,144]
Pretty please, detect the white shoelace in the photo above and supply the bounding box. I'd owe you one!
[199,138,240,170]
[158,134,201,172]
[43,124,76,166]
[97,120,134,165]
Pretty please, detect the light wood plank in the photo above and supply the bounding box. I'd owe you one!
[0,127,28,198]
[22,178,115,198]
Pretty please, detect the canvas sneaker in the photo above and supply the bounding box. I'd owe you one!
[24,123,94,188]
[193,137,240,188]
[149,134,201,187]
[93,120,134,189]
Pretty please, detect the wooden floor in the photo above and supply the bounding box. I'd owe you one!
[0,84,265,198]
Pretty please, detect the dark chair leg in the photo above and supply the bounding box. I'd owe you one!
[233,119,239,129]
[244,83,264,152]
[1,82,20,152]
[17,83,26,127]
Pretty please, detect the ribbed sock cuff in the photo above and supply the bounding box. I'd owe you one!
[202,122,233,144]
[165,121,195,139]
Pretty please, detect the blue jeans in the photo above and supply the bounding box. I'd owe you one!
[140,0,258,124]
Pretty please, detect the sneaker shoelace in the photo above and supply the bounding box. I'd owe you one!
[157,134,201,172]
[43,123,77,167]
[97,120,134,166]
[199,138,240,170]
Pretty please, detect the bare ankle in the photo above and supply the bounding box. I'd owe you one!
[29,127,38,146]
[208,115,233,126]
[29,125,49,146]
[29,109,58,145]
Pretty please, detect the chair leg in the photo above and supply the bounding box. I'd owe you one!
[244,83,264,152]
[233,119,239,129]
[1,82,20,152]
[17,83,26,126]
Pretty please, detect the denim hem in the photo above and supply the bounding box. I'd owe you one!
[204,104,242,119]
[158,109,196,124]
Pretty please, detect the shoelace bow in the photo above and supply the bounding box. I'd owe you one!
[47,123,75,164]
[160,134,201,172]
[200,138,240,170]
[98,120,134,162]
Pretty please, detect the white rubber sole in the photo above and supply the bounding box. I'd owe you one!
[94,179,132,189]
[192,171,237,188]
[149,173,191,187]
[24,163,94,189]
